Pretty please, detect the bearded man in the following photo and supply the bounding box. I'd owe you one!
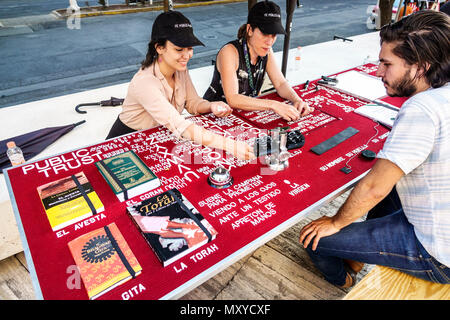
[299,10,450,288]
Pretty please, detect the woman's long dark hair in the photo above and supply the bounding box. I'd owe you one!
[141,39,167,70]
[380,10,450,88]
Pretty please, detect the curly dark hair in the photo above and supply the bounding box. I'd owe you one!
[379,10,450,88]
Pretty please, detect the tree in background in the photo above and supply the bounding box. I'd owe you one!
[379,0,395,27]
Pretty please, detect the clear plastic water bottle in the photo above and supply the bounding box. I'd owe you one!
[6,141,25,166]
[294,46,302,70]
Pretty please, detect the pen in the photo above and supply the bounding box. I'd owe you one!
[321,76,338,83]
[317,80,336,86]
[304,80,310,90]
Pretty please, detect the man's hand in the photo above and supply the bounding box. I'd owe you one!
[299,159,405,252]
[299,216,341,251]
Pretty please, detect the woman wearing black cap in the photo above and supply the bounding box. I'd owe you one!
[203,1,312,122]
[106,10,253,160]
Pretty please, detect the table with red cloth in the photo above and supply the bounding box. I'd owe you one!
[4,64,406,300]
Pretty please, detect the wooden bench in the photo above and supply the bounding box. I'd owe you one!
[344,265,450,300]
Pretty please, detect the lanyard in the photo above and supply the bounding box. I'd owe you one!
[242,39,261,97]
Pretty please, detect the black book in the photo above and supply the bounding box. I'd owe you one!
[127,189,218,267]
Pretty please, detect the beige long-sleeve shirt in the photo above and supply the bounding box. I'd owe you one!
[119,62,211,137]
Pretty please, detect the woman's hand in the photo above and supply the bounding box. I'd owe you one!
[292,99,313,117]
[226,139,255,161]
[268,100,301,122]
[211,101,233,118]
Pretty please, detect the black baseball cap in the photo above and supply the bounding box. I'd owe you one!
[247,1,286,35]
[151,10,205,47]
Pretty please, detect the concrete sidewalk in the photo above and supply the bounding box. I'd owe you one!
[0,0,245,36]
[0,14,57,37]
[0,0,373,109]
[54,0,247,18]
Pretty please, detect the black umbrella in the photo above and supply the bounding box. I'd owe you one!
[0,120,86,171]
[281,0,298,77]
[75,97,124,114]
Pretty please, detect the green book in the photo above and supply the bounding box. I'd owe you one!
[95,150,161,202]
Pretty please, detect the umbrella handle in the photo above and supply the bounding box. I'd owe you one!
[75,103,101,114]
[73,120,86,127]
[333,35,353,42]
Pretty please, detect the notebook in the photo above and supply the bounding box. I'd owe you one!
[333,70,387,102]
[354,103,399,128]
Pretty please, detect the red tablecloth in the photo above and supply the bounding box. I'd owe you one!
[5,64,395,300]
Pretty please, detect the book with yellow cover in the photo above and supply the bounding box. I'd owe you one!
[37,172,104,231]
[68,222,142,300]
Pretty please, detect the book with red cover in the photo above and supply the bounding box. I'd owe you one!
[127,188,218,267]
[68,222,142,299]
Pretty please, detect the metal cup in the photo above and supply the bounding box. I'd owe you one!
[264,127,289,171]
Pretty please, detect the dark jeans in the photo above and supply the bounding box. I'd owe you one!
[305,187,450,286]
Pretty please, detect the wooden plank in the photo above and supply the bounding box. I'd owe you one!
[180,254,253,300]
[344,265,450,300]
[0,255,35,300]
[215,257,271,299]
[266,212,328,271]
[0,200,23,261]
[266,192,350,273]
[216,245,346,300]
[253,245,346,299]
[15,252,29,271]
